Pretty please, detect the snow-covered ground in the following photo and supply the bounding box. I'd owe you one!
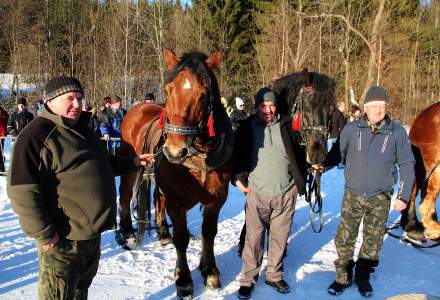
[0,165,439,299]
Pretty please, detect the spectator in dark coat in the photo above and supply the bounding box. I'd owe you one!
[230,97,248,131]
[329,101,347,139]
[7,97,34,137]
[0,105,8,172]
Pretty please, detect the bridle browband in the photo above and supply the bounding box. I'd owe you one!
[161,89,215,139]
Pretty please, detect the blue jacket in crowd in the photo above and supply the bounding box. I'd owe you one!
[326,116,415,201]
[99,108,126,148]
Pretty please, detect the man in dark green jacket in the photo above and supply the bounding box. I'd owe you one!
[233,87,307,299]
[7,76,154,300]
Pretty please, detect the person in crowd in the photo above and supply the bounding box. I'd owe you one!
[7,97,34,137]
[233,87,307,299]
[348,104,362,122]
[230,97,248,131]
[99,95,126,152]
[329,101,347,139]
[0,105,8,172]
[221,96,233,116]
[144,92,155,103]
[7,75,155,299]
[323,86,415,298]
[82,99,100,136]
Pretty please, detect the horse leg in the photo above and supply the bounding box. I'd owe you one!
[119,172,136,238]
[419,170,440,240]
[199,202,223,290]
[401,165,426,241]
[167,203,193,299]
[154,188,172,246]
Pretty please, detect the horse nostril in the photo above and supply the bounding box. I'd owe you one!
[180,148,188,158]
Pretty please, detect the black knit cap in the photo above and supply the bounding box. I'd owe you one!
[16,97,27,106]
[44,76,84,102]
[254,87,277,108]
[364,86,388,105]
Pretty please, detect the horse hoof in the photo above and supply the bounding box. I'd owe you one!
[404,230,426,243]
[426,232,440,240]
[204,274,221,290]
[177,284,193,300]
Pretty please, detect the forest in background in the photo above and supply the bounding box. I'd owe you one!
[1,0,439,124]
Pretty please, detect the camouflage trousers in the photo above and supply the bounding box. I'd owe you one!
[36,236,101,300]
[334,190,390,284]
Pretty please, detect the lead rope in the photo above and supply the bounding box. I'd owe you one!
[305,169,324,233]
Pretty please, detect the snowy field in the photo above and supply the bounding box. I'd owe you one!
[0,166,439,300]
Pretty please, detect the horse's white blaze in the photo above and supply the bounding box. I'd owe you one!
[183,79,191,90]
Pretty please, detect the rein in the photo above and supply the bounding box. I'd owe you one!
[125,117,164,251]
[293,87,328,233]
[304,168,324,233]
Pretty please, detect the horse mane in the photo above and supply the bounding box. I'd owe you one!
[272,70,336,116]
[164,51,221,107]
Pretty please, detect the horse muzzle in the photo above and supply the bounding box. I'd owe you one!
[163,144,190,164]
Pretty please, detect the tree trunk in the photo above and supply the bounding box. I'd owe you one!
[360,0,385,105]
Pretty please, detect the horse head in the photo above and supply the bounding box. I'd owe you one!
[273,68,336,165]
[161,48,222,164]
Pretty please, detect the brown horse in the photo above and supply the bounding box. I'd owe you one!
[401,102,440,241]
[118,49,234,299]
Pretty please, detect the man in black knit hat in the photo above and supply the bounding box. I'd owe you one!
[7,75,155,299]
[324,86,415,298]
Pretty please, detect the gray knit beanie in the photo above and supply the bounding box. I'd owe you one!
[44,76,84,102]
[254,87,277,108]
[364,86,388,105]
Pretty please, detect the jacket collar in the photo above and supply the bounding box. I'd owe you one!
[358,115,393,133]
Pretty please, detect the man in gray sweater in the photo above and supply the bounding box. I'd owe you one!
[232,87,307,299]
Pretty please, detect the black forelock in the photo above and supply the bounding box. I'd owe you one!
[272,71,336,117]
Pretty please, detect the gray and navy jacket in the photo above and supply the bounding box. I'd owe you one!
[232,114,308,195]
[325,115,415,202]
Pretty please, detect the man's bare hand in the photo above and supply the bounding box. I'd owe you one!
[311,164,325,173]
[394,199,407,212]
[134,153,155,166]
[236,180,251,193]
[43,233,60,251]
[102,134,110,141]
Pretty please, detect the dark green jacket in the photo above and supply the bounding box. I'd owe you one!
[7,106,136,244]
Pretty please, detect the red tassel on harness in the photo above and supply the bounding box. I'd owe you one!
[207,112,215,137]
[292,112,301,131]
[159,110,166,129]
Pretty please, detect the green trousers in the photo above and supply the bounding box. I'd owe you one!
[334,191,390,284]
[36,236,101,300]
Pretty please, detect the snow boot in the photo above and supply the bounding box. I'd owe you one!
[354,258,378,297]
[328,260,355,296]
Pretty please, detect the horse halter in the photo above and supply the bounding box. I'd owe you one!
[159,92,215,138]
[292,86,329,145]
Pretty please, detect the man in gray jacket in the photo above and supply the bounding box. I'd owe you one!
[324,86,415,297]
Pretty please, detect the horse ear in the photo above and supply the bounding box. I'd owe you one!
[205,50,222,70]
[163,48,180,70]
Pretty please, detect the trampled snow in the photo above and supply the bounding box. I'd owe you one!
[0,166,439,299]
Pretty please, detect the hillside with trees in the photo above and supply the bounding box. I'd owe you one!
[0,0,439,124]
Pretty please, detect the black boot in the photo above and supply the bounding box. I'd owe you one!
[354,258,378,297]
[237,284,254,299]
[327,260,355,296]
